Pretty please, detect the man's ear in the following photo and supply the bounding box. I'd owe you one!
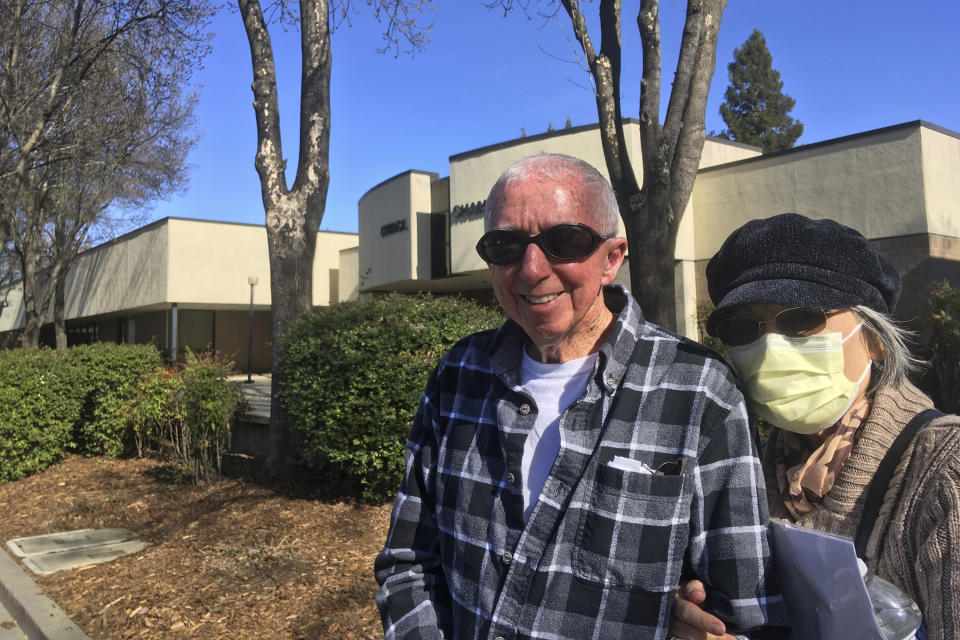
[601,237,627,285]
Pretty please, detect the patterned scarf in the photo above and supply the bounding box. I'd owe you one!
[775,396,872,519]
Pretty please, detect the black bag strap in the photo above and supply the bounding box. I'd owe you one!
[854,408,944,557]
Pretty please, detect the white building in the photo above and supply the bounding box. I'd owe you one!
[3,119,958,364]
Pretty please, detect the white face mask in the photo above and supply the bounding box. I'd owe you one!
[728,324,872,434]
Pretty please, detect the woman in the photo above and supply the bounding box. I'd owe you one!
[670,213,960,640]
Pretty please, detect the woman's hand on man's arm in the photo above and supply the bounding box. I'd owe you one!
[669,580,737,640]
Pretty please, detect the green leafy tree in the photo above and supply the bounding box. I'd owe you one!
[719,29,803,153]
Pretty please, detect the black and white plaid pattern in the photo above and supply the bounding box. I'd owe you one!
[375,287,786,639]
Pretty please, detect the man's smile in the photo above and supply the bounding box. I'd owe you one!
[523,293,560,305]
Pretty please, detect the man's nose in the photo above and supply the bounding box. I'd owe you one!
[518,241,551,278]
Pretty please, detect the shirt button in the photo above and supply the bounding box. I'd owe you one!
[502,552,512,565]
[606,376,616,388]
[505,472,516,485]
[519,404,531,415]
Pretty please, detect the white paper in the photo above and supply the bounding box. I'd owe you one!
[608,455,656,474]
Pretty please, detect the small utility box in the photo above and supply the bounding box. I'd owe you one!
[6,528,146,575]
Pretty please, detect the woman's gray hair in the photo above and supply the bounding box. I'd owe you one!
[852,305,925,393]
[484,154,620,235]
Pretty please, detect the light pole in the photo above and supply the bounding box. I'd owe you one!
[246,276,258,383]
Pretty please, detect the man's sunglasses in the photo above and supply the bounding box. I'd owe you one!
[714,307,837,346]
[475,223,612,266]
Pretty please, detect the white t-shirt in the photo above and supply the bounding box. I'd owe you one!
[519,348,598,521]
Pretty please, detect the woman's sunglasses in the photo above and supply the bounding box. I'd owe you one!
[714,307,835,346]
[475,223,612,266]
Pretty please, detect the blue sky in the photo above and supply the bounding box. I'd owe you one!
[147,1,960,234]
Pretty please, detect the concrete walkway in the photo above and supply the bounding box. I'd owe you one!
[0,548,88,640]
[231,374,271,424]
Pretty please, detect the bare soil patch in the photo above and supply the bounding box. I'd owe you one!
[0,455,392,639]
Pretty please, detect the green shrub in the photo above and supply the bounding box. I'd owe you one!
[67,343,163,457]
[98,364,182,461]
[0,348,84,482]
[926,280,960,413]
[112,349,243,483]
[0,341,239,486]
[177,350,243,482]
[281,293,503,502]
[116,350,242,483]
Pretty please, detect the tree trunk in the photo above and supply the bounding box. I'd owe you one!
[625,212,677,329]
[266,217,318,467]
[239,0,331,471]
[18,246,45,348]
[54,267,67,349]
[556,0,725,332]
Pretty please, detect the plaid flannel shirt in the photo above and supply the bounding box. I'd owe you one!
[375,286,785,639]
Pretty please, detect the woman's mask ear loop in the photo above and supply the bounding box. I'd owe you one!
[841,323,873,386]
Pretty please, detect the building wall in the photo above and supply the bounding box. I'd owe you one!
[0,218,357,366]
[0,285,24,333]
[692,125,927,265]
[167,217,357,308]
[689,123,960,325]
[699,136,764,168]
[358,170,437,291]
[167,219,270,306]
[339,246,360,302]
[0,221,171,334]
[446,123,762,278]
[312,231,362,305]
[66,220,171,318]
[214,309,272,371]
[921,126,960,238]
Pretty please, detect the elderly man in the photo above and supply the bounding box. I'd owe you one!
[375,154,783,639]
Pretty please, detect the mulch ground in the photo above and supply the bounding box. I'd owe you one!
[0,455,393,639]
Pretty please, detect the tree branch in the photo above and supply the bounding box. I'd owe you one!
[636,0,664,197]
[670,0,725,214]
[239,0,288,214]
[661,0,702,157]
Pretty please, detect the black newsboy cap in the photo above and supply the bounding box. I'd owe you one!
[705,213,902,336]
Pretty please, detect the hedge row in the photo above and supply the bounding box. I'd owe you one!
[0,343,160,482]
[281,293,503,502]
[0,343,242,484]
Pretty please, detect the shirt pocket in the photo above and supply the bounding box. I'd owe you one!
[572,461,689,591]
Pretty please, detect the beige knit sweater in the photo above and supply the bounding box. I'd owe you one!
[763,381,960,640]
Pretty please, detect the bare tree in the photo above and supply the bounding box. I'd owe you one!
[494,0,727,331]
[0,0,213,347]
[236,0,432,470]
